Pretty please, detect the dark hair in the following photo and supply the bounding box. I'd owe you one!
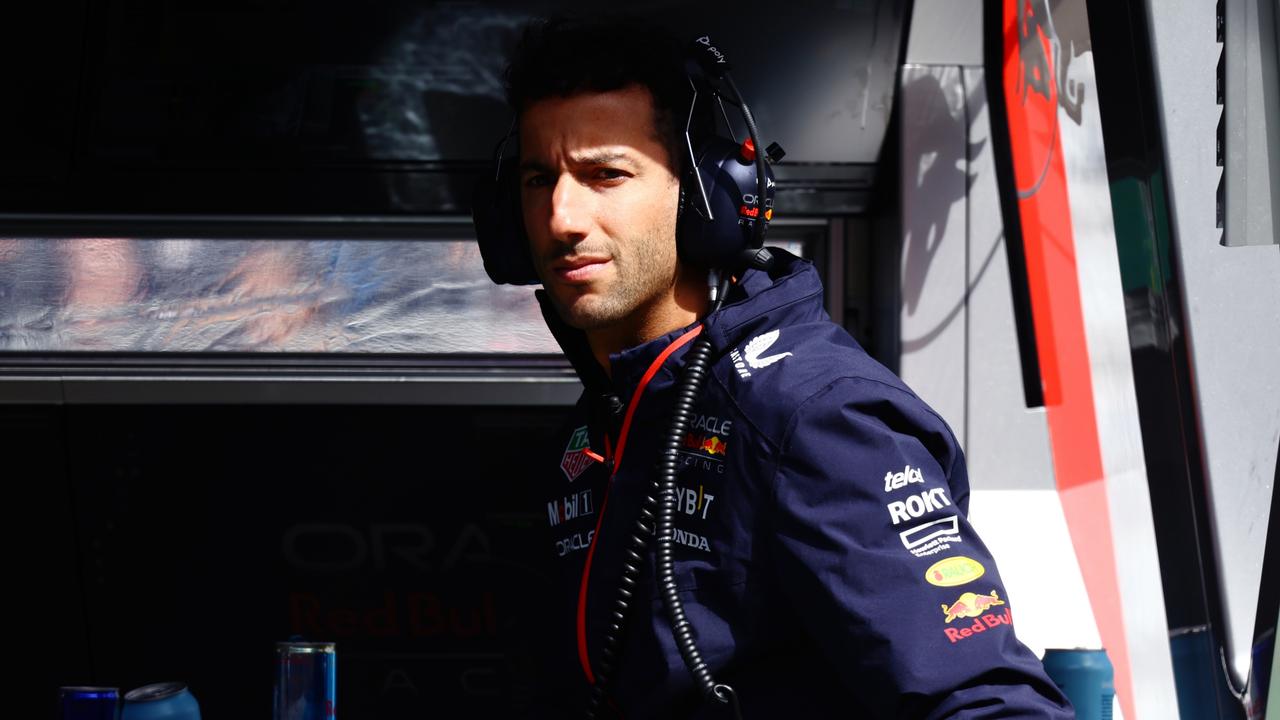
[504,16,713,173]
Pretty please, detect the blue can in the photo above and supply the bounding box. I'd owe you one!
[120,682,201,720]
[1042,648,1114,720]
[274,641,336,720]
[60,686,119,720]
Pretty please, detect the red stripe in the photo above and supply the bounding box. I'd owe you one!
[1002,4,1134,718]
[575,324,705,686]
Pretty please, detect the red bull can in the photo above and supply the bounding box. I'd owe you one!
[120,682,201,720]
[274,641,336,720]
[1041,648,1112,720]
[59,686,119,720]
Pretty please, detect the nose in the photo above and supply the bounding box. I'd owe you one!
[548,175,592,243]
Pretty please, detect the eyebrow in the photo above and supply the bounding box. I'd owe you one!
[518,150,640,174]
[570,150,638,167]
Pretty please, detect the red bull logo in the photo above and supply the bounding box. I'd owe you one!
[943,606,1013,644]
[682,432,728,457]
[940,590,1005,623]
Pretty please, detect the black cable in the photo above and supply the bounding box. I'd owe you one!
[584,276,732,720]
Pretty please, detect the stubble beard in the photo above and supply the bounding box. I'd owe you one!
[548,225,678,335]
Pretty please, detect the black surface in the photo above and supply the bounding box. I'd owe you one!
[25,403,569,718]
[1,0,901,217]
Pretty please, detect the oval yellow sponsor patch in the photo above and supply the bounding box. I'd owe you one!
[925,556,985,587]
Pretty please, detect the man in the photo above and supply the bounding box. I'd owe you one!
[494,16,1074,720]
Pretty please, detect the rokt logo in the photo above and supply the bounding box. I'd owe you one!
[886,487,952,525]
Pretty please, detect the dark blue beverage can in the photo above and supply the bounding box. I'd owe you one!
[1042,648,1114,720]
[60,686,119,720]
[274,641,336,720]
[120,682,201,720]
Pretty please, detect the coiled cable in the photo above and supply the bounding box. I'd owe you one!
[585,275,733,719]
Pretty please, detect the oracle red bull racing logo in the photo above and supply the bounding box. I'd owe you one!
[560,426,594,483]
[682,432,728,456]
[940,590,1012,643]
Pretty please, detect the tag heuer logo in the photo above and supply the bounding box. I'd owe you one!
[561,426,593,483]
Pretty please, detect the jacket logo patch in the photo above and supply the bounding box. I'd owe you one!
[560,426,594,483]
[671,527,711,552]
[940,591,1011,644]
[884,464,925,492]
[943,607,1013,644]
[729,348,752,379]
[547,489,594,527]
[742,329,792,369]
[941,590,1004,623]
[673,484,716,520]
[886,488,952,525]
[925,556,985,587]
[682,432,728,456]
[899,515,964,558]
[555,530,594,557]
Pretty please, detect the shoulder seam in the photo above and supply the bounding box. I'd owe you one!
[768,374,960,505]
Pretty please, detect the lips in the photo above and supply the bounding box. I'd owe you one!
[552,256,610,283]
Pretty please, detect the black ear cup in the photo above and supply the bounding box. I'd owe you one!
[472,148,541,286]
[676,135,776,271]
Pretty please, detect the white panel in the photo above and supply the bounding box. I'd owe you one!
[961,68,1057,493]
[968,489,1101,656]
[898,65,969,446]
[904,0,984,67]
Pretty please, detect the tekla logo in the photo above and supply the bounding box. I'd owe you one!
[560,426,594,483]
[884,464,925,492]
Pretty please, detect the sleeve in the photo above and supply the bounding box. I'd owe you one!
[768,378,1074,719]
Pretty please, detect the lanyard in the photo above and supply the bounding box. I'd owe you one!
[575,324,705,684]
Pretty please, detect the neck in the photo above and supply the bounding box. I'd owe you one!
[586,268,709,376]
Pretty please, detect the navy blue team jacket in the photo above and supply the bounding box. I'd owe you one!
[531,250,1073,719]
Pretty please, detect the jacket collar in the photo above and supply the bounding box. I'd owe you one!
[537,248,826,397]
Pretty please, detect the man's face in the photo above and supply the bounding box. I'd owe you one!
[518,84,682,333]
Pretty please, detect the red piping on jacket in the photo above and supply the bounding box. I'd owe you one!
[575,324,705,686]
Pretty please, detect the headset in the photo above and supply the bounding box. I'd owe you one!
[472,35,784,287]
[473,32,783,720]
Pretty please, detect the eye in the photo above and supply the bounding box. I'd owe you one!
[523,173,551,189]
[594,168,629,182]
